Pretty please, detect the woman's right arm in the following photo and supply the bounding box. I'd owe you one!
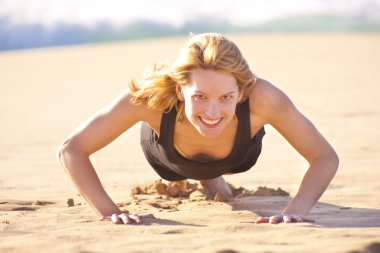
[56,91,153,221]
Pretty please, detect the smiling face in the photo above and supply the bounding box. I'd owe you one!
[177,68,242,137]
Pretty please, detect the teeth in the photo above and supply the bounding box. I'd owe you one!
[201,117,221,125]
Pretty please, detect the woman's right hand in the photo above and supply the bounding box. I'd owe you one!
[100,212,141,225]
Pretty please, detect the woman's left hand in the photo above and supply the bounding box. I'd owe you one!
[99,212,141,224]
[255,214,314,224]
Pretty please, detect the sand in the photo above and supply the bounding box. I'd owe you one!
[1,34,380,253]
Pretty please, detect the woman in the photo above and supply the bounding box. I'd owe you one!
[56,33,339,225]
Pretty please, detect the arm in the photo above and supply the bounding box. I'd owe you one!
[251,79,339,223]
[56,91,153,222]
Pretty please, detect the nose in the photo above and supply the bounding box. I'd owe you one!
[205,100,221,118]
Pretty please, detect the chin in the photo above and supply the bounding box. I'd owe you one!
[198,130,221,137]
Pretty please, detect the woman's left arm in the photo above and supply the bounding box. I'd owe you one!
[252,79,339,224]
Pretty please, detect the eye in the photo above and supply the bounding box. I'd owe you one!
[221,95,233,101]
[193,94,207,101]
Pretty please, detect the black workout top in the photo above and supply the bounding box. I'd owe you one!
[140,98,265,181]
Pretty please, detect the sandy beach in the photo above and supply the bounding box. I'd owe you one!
[1,34,380,253]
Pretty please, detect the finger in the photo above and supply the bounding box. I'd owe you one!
[119,213,131,224]
[111,213,123,224]
[255,217,269,224]
[283,215,315,223]
[269,215,283,224]
[283,215,292,223]
[128,213,141,224]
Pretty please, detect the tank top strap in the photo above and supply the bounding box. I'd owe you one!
[157,108,176,146]
[234,98,252,150]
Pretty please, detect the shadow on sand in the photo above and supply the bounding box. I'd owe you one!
[230,196,380,228]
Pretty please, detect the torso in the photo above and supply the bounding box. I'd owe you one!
[173,115,237,160]
[146,114,234,161]
[144,78,267,161]
[148,114,264,162]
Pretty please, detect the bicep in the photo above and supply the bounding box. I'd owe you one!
[63,92,147,155]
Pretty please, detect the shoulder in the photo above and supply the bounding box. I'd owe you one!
[248,78,297,124]
[102,89,163,126]
[248,78,338,164]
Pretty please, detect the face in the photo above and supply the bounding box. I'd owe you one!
[177,68,242,137]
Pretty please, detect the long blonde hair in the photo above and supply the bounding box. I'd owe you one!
[129,33,256,113]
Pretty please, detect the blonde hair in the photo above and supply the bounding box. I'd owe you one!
[129,33,256,113]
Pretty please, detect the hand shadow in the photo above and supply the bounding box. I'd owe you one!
[229,196,380,228]
[137,213,204,227]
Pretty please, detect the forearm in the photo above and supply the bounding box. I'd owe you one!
[282,156,339,216]
[57,147,121,217]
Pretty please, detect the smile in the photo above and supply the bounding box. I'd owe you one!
[199,117,223,126]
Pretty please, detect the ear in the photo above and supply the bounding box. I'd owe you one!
[176,84,184,101]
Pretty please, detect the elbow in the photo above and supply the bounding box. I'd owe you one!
[55,143,64,161]
[330,149,339,170]
[310,149,339,175]
[325,149,339,175]
[56,138,81,164]
[56,139,70,162]
[56,140,70,175]
[56,138,85,176]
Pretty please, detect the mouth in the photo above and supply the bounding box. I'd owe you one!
[199,116,223,127]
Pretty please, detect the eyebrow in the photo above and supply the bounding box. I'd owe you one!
[194,90,237,96]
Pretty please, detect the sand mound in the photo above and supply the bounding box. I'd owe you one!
[130,179,289,202]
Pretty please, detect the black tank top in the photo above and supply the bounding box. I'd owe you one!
[140,98,265,180]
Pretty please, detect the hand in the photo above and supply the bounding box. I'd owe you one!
[99,211,141,225]
[255,214,314,224]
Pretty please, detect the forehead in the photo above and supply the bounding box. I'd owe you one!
[185,68,238,93]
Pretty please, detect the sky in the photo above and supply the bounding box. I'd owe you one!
[1,0,379,28]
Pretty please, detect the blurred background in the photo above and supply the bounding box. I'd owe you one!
[1,0,380,51]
